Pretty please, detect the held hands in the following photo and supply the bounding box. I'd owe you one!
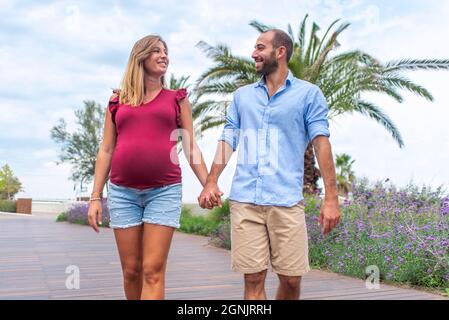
[198,181,224,209]
[318,198,341,235]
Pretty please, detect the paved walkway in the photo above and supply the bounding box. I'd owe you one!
[0,211,446,300]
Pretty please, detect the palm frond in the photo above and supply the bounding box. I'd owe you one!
[197,81,243,96]
[249,20,272,33]
[304,22,320,66]
[192,100,230,119]
[326,50,380,67]
[196,41,230,60]
[168,73,191,90]
[313,18,341,62]
[306,31,338,82]
[287,23,295,43]
[195,42,257,88]
[380,75,434,101]
[361,80,404,103]
[354,101,404,148]
[298,14,309,57]
[319,21,350,56]
[383,59,449,73]
[196,115,226,134]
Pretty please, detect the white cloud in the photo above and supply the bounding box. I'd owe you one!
[33,148,58,160]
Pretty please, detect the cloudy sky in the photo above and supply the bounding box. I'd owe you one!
[1,0,448,202]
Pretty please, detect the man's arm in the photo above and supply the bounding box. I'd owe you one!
[198,92,240,209]
[198,141,234,208]
[312,135,340,234]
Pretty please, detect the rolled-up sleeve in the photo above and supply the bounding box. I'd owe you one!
[304,86,330,143]
[218,91,240,151]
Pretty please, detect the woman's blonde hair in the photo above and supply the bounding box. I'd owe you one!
[119,35,167,106]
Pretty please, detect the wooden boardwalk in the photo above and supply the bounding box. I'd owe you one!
[0,211,446,300]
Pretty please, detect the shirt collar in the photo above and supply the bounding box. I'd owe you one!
[255,70,294,88]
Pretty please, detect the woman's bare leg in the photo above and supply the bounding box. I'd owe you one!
[113,224,143,300]
[140,223,175,300]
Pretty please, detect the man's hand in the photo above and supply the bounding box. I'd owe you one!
[198,181,224,209]
[318,198,341,235]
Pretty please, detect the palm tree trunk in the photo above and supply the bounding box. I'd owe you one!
[303,142,321,195]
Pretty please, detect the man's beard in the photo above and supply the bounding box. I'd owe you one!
[256,51,278,76]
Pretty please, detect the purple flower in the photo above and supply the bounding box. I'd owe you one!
[404,242,414,250]
[441,198,449,216]
[306,179,449,287]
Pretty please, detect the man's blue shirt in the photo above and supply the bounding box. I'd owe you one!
[219,71,330,206]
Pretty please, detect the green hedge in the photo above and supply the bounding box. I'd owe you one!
[179,206,221,236]
[56,211,68,222]
[0,200,16,212]
[179,200,231,249]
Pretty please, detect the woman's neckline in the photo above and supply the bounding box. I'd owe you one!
[141,87,165,106]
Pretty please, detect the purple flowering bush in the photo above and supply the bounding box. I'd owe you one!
[56,199,110,228]
[307,178,449,288]
[208,179,449,288]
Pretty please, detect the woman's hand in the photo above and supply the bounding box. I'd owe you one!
[87,200,103,233]
[198,181,224,209]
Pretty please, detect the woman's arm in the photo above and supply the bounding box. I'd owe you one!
[178,97,209,187]
[88,95,117,232]
[91,95,117,194]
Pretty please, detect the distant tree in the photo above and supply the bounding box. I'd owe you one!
[335,153,356,197]
[0,164,23,200]
[51,100,104,185]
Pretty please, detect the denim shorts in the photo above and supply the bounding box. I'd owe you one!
[107,181,182,229]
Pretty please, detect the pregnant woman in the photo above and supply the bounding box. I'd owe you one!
[87,34,210,300]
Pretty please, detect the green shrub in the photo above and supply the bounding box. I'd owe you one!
[179,206,220,236]
[56,211,68,222]
[179,200,232,249]
[208,199,230,221]
[0,200,16,212]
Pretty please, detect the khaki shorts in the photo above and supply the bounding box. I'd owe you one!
[230,200,310,277]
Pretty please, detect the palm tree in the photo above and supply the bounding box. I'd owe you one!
[167,73,190,90]
[194,14,449,195]
[335,153,356,197]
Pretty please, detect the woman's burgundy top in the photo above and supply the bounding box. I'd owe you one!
[108,88,187,189]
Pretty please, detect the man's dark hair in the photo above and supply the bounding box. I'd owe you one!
[264,29,293,63]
